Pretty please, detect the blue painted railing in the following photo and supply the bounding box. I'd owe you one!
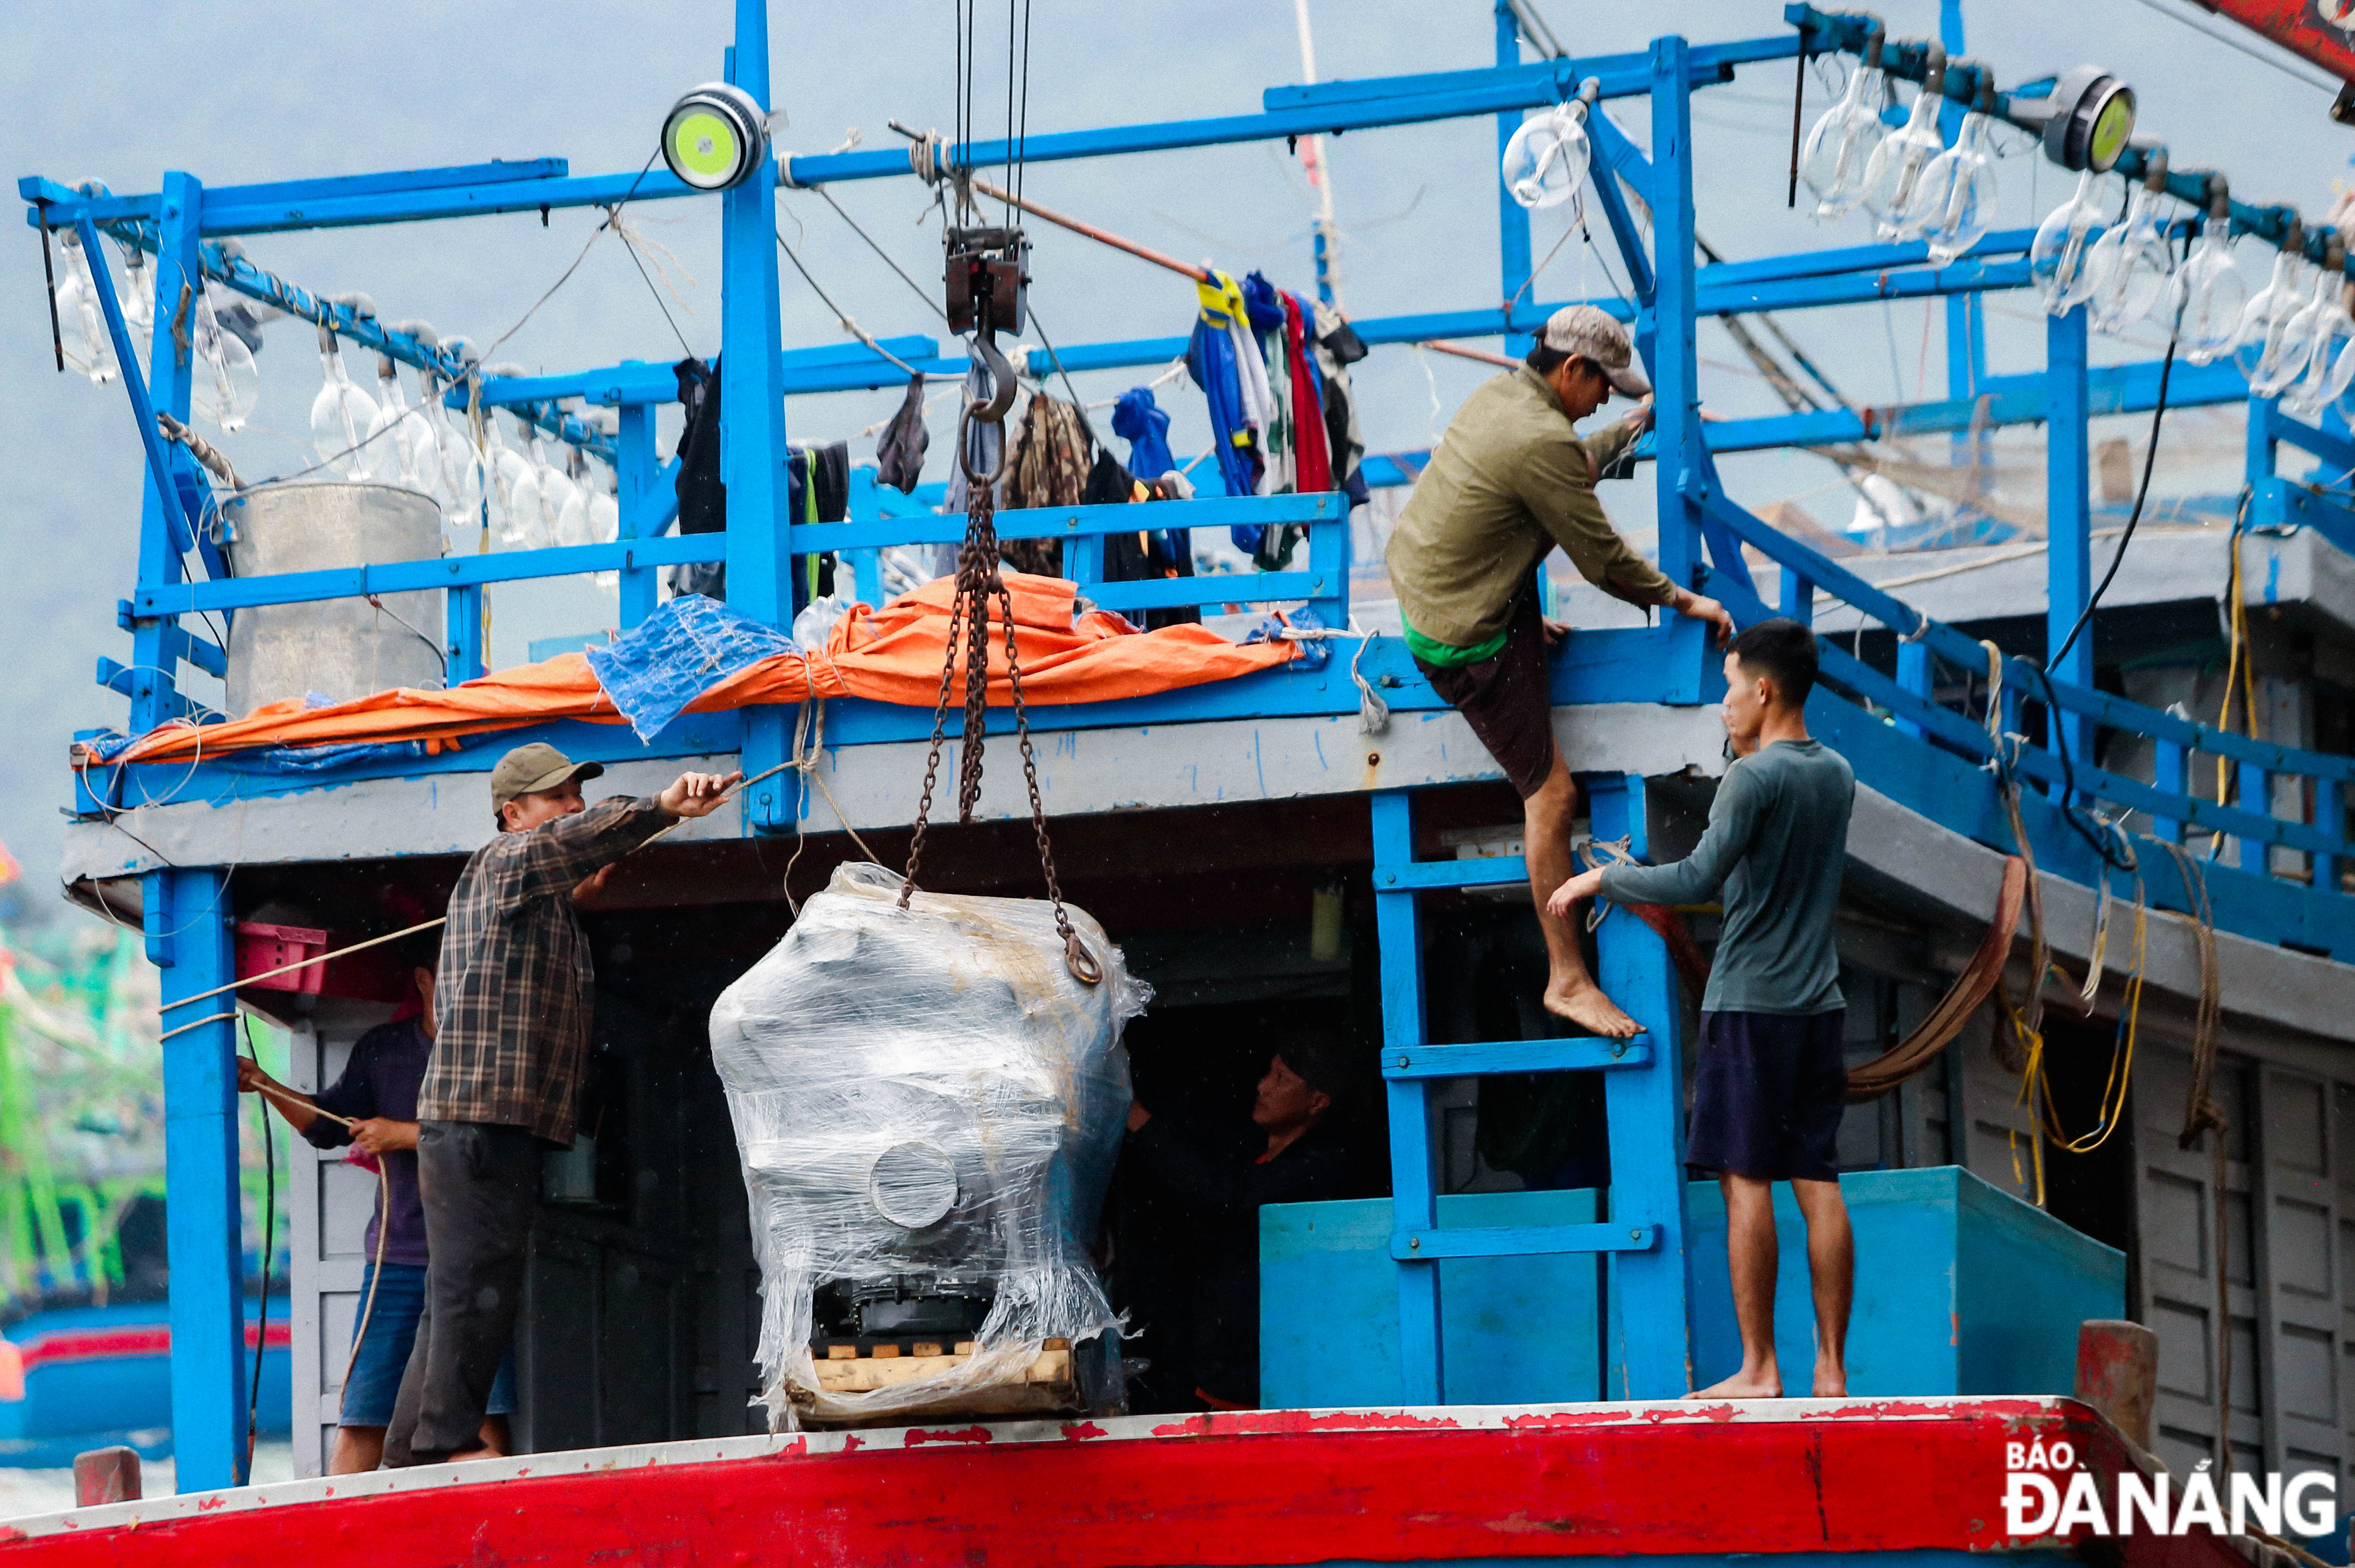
[1697,492,2355,900]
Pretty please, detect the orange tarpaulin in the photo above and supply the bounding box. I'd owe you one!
[96,574,1298,768]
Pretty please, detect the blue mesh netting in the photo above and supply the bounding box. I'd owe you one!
[585,593,801,742]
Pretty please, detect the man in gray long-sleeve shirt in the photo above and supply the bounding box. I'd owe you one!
[1550,617,1855,1400]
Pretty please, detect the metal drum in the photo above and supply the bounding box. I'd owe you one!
[218,482,445,715]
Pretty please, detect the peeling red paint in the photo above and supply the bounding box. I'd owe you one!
[840,1434,863,1452]
[1203,1408,1463,1436]
[193,1498,226,1513]
[1502,1410,1615,1431]
[903,1425,993,1447]
[1060,1422,1108,1441]
[1150,1415,1210,1438]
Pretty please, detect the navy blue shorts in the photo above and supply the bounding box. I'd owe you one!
[341,1261,514,1427]
[1685,1010,1848,1181]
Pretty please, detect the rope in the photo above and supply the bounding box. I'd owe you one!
[247,1071,393,1419]
[1844,855,2028,1102]
[159,767,792,1018]
[2214,492,2262,854]
[158,1009,240,1043]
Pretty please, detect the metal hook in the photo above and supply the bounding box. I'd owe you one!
[969,332,1018,424]
[957,334,1019,486]
[1065,933,1103,986]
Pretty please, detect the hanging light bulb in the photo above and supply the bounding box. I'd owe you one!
[2289,261,2355,419]
[53,230,119,386]
[1799,25,1890,220]
[2172,178,2249,366]
[113,238,156,374]
[1900,67,2000,265]
[2030,169,2109,315]
[2262,236,2342,401]
[189,285,260,433]
[308,325,381,478]
[1501,78,1597,211]
[496,405,546,548]
[364,353,436,491]
[1861,43,1949,240]
[431,334,490,540]
[589,458,622,595]
[2085,152,2179,339]
[541,431,585,547]
[2235,217,2311,391]
[554,447,594,547]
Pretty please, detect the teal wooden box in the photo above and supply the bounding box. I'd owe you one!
[1259,1165,2123,1406]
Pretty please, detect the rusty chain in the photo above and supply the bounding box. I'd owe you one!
[898,403,1101,985]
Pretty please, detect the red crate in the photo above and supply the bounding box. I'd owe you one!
[234,922,409,1003]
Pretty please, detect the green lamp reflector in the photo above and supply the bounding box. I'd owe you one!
[661,83,770,191]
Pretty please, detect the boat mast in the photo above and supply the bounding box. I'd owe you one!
[1292,0,1343,310]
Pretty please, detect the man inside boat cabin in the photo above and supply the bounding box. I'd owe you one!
[1549,618,1857,1398]
[1124,1031,1356,1409]
[381,743,739,1467]
[1384,303,1733,1041]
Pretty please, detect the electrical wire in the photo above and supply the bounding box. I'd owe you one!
[807,185,948,323]
[2049,293,2184,669]
[775,231,921,374]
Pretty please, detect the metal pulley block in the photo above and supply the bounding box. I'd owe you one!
[944,225,1030,340]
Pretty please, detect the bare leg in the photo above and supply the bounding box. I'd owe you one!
[329,1425,386,1475]
[1790,1177,1853,1396]
[1525,748,1637,1038]
[1690,1173,1783,1397]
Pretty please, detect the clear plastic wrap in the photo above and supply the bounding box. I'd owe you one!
[709,862,1147,1427]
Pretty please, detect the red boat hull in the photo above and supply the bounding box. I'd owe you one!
[0,1398,2252,1567]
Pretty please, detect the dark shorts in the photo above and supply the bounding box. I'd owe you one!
[1413,590,1557,799]
[1685,1010,1847,1182]
[340,1261,515,1427]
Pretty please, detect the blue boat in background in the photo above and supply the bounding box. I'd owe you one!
[0,1296,288,1468]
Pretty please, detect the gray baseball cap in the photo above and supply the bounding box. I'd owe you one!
[1539,304,1652,397]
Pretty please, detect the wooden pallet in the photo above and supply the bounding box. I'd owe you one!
[798,1338,1079,1420]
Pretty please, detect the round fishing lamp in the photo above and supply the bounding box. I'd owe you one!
[661,83,771,191]
[2039,66,2135,173]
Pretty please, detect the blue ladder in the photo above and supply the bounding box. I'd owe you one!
[1370,775,1695,1401]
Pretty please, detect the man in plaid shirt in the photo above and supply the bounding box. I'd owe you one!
[382,742,737,1467]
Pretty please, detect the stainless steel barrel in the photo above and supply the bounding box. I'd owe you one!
[218,482,446,715]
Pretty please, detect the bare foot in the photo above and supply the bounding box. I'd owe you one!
[1543,979,1641,1039]
[1687,1369,1783,1399]
[446,1445,500,1463]
[1812,1366,1847,1397]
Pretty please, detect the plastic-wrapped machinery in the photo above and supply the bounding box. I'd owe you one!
[710,862,1146,1427]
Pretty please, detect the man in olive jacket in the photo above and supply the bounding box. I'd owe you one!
[1386,305,1731,1037]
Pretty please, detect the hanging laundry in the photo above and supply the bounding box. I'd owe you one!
[1186,270,1263,500]
[1311,300,1371,506]
[798,440,850,600]
[670,355,727,601]
[1112,386,1178,483]
[1086,446,1199,630]
[874,372,930,494]
[1241,273,1296,502]
[1282,293,1333,496]
[1002,390,1092,578]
